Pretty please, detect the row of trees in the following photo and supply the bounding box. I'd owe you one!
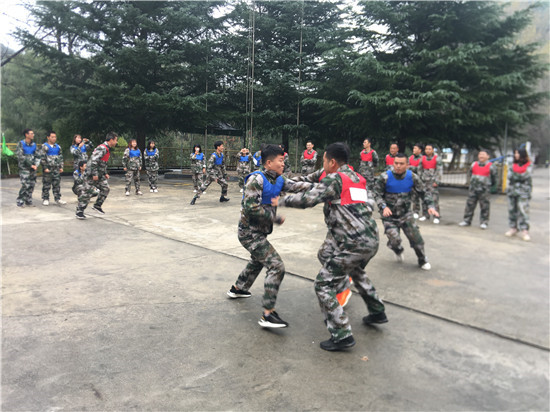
[2,1,548,163]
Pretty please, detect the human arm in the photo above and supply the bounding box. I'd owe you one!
[279,173,341,209]
[122,148,129,170]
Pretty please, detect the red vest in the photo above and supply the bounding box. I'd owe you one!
[99,144,110,162]
[472,161,492,177]
[319,170,367,205]
[422,155,437,169]
[409,155,421,167]
[303,150,316,160]
[361,150,373,162]
[386,154,395,166]
[512,161,530,174]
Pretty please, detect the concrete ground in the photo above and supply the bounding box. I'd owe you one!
[1,168,549,411]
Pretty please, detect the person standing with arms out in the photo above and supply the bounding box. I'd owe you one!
[458,149,497,230]
[300,140,318,175]
[506,147,532,241]
[190,140,230,205]
[40,131,66,206]
[144,140,159,193]
[408,143,423,219]
[374,153,438,270]
[123,139,143,196]
[280,144,291,177]
[358,137,379,191]
[236,147,253,193]
[87,132,118,214]
[16,128,41,207]
[70,134,93,172]
[73,160,98,220]
[190,144,206,193]
[418,143,442,224]
[385,142,399,171]
[252,148,262,171]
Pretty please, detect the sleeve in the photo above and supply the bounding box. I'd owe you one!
[70,145,79,158]
[59,147,64,169]
[280,174,341,209]
[291,168,323,184]
[435,156,443,184]
[16,142,25,168]
[39,145,48,169]
[122,148,129,168]
[372,151,379,168]
[89,147,102,176]
[206,154,215,173]
[490,163,497,187]
[413,173,434,208]
[373,173,388,212]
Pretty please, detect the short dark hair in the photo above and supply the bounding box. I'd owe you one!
[279,144,285,151]
[23,128,33,136]
[364,137,372,144]
[478,148,490,155]
[214,140,223,149]
[425,143,434,149]
[78,160,87,169]
[395,153,408,160]
[413,143,423,150]
[47,130,56,137]
[261,144,284,164]
[106,132,118,141]
[389,142,399,147]
[324,142,350,165]
[306,140,314,145]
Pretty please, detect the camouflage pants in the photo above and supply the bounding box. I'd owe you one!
[17,168,37,204]
[301,165,315,176]
[316,229,384,341]
[383,215,427,265]
[358,166,375,192]
[42,170,62,201]
[235,227,285,310]
[422,184,440,218]
[87,176,110,207]
[197,174,228,197]
[191,171,204,190]
[237,162,251,188]
[76,185,99,213]
[146,170,158,190]
[125,169,141,192]
[463,189,490,225]
[411,190,421,215]
[507,195,530,231]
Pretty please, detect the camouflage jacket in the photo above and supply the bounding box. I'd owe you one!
[16,140,41,170]
[358,149,379,175]
[122,148,142,170]
[300,150,318,168]
[87,142,111,178]
[143,148,160,171]
[283,152,291,175]
[39,143,64,171]
[240,169,292,235]
[70,141,93,166]
[507,162,532,198]
[72,169,88,195]
[468,161,497,193]
[418,155,443,185]
[385,154,397,171]
[374,170,433,220]
[280,164,377,246]
[190,153,206,173]
[206,151,227,179]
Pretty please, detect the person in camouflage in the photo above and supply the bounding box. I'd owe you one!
[73,160,99,219]
[144,140,160,193]
[226,144,293,329]
[418,144,442,224]
[252,149,262,171]
[16,128,41,207]
[85,132,118,214]
[358,137,379,191]
[280,142,386,351]
[458,149,497,229]
[40,131,66,206]
[384,142,399,171]
[300,140,318,175]
[408,143,423,219]
[506,147,532,241]
[190,144,206,192]
[235,147,253,192]
[190,140,230,204]
[123,139,143,195]
[280,144,291,177]
[70,134,93,172]
[373,153,438,271]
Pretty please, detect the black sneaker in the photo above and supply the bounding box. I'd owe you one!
[363,312,388,325]
[76,211,86,220]
[16,200,24,207]
[320,335,356,351]
[258,311,288,328]
[220,196,230,202]
[227,285,251,299]
[190,196,197,205]
[92,205,105,214]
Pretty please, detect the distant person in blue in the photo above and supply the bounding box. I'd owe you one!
[190,144,206,193]
[190,140,230,204]
[16,128,41,207]
[40,131,66,206]
[122,139,143,196]
[70,134,93,172]
[143,140,160,193]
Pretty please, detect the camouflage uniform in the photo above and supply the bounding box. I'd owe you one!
[385,153,397,171]
[373,170,434,265]
[235,170,291,310]
[408,154,423,215]
[252,151,262,171]
[281,165,385,342]
[418,154,442,218]
[236,151,253,189]
[86,142,111,208]
[16,139,41,205]
[358,149,379,191]
[190,152,206,191]
[300,149,318,175]
[40,142,64,202]
[122,148,142,193]
[72,169,98,213]
[70,141,93,171]
[507,162,532,231]
[195,151,228,198]
[462,161,497,225]
[282,152,291,177]
[143,148,160,190]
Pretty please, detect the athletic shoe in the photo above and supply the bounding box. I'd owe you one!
[55,199,67,205]
[433,218,440,224]
[458,221,470,227]
[16,200,24,207]
[505,228,518,237]
[42,199,49,206]
[258,311,288,328]
[521,230,531,241]
[394,252,404,263]
[220,196,230,202]
[413,213,419,219]
[153,189,158,193]
[193,189,197,193]
[363,312,388,325]
[421,262,431,270]
[226,285,251,299]
[336,289,352,307]
[125,191,130,196]
[190,196,197,205]
[203,191,207,194]
[239,188,243,193]
[320,335,356,351]
[418,216,427,222]
[136,191,143,195]
[92,205,105,214]
[480,223,488,230]
[150,189,154,193]
[76,211,86,220]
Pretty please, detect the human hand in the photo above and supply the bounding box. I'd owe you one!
[93,175,99,181]
[274,215,285,225]
[105,174,110,179]
[382,207,392,217]
[271,196,280,207]
[428,208,439,217]
[44,168,50,173]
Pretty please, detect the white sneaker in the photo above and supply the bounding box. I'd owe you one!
[150,189,154,193]
[193,189,197,193]
[433,218,440,224]
[418,216,427,222]
[421,262,431,270]
[413,213,419,219]
[505,228,518,237]
[521,230,530,241]
[394,252,404,263]
[458,221,470,227]
[240,188,243,193]
[55,199,67,205]
[480,223,488,230]
[42,199,49,206]
[203,191,206,194]
[136,191,143,195]
[153,189,158,193]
